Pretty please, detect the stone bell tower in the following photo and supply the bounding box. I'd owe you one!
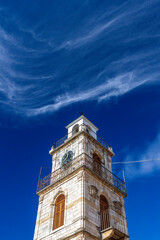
[33,115,129,240]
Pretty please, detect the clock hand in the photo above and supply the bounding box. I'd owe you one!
[64,152,68,162]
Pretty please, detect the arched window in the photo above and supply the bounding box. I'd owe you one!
[72,124,79,135]
[100,195,110,231]
[86,125,91,134]
[93,153,101,175]
[53,194,65,230]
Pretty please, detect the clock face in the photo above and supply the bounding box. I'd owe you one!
[62,151,73,165]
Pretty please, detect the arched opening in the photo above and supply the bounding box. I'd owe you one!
[53,194,65,230]
[72,124,79,135]
[100,195,110,231]
[93,153,101,175]
[86,128,89,134]
[86,125,91,134]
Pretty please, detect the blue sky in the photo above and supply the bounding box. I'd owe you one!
[0,0,160,239]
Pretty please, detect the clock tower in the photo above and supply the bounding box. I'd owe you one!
[33,115,129,240]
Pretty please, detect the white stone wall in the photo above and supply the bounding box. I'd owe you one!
[84,171,129,238]
[34,170,128,240]
[52,134,85,172]
[84,135,112,171]
[51,130,112,173]
[34,172,84,240]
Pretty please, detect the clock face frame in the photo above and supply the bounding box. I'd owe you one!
[62,151,73,165]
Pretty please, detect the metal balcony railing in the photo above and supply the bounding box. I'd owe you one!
[100,209,110,231]
[100,208,128,237]
[37,153,126,195]
[52,134,68,149]
[52,124,112,151]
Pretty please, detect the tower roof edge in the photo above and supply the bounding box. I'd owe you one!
[65,115,99,131]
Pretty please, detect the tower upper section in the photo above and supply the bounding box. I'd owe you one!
[66,114,98,139]
[37,115,126,196]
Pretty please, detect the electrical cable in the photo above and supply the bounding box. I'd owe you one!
[112,158,160,164]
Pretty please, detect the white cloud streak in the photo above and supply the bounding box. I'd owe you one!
[61,17,121,49]
[26,72,150,116]
[53,0,158,50]
[124,133,160,179]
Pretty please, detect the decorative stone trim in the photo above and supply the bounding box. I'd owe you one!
[90,149,102,160]
[113,201,122,213]
[39,195,44,203]
[108,146,113,152]
[51,188,67,205]
[88,185,98,198]
[77,171,84,181]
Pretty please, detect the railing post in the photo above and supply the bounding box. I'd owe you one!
[37,167,42,192]
[122,169,126,183]
[100,209,110,231]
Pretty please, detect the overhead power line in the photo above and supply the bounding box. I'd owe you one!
[112,158,160,164]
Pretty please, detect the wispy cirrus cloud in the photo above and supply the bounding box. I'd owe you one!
[26,72,144,115]
[0,0,160,117]
[60,16,121,50]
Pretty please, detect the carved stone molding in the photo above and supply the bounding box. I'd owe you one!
[77,171,84,181]
[39,195,44,203]
[51,188,67,206]
[88,185,98,198]
[113,201,122,213]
